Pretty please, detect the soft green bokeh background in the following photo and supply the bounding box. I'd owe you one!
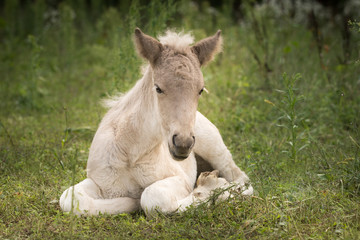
[1,0,359,238]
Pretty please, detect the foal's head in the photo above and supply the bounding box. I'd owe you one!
[134,28,222,160]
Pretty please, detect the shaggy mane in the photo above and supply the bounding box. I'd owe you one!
[158,30,194,52]
[101,93,124,109]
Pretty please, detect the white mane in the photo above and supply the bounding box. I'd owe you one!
[101,93,124,109]
[158,30,194,52]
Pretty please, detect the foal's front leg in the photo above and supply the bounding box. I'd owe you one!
[194,111,253,195]
[140,176,194,217]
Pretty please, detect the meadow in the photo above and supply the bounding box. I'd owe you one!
[1,0,359,239]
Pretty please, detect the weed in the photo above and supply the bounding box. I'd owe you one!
[274,73,308,162]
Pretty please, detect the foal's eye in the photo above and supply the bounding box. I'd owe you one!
[155,85,164,94]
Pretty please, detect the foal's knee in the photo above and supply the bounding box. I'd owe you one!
[140,185,178,217]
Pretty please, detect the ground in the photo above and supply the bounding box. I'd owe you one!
[0,0,359,239]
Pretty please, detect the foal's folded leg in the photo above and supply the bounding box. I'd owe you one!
[194,112,253,195]
[178,171,234,212]
[60,178,140,215]
[140,176,193,217]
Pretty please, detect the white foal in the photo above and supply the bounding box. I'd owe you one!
[60,28,253,217]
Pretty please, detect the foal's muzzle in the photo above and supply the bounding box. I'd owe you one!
[169,134,195,161]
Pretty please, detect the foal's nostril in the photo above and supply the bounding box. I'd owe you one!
[172,134,178,147]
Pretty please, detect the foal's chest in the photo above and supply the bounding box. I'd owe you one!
[130,143,196,189]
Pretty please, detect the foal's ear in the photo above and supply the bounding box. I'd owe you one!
[191,30,223,66]
[134,28,163,65]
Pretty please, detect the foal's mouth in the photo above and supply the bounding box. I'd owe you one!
[171,152,188,161]
[168,144,191,161]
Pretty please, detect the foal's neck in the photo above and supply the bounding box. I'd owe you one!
[121,66,164,161]
[135,66,163,139]
[139,66,157,110]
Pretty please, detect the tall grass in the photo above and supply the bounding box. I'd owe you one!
[0,0,359,238]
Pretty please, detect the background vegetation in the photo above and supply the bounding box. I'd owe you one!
[1,0,359,238]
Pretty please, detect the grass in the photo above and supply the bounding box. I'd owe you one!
[1,0,360,239]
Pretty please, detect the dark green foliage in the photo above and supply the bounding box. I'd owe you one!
[0,0,359,239]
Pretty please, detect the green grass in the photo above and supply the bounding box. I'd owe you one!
[1,0,360,239]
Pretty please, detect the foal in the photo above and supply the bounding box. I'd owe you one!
[60,28,253,216]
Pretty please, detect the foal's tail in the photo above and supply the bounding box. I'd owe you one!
[59,178,140,215]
